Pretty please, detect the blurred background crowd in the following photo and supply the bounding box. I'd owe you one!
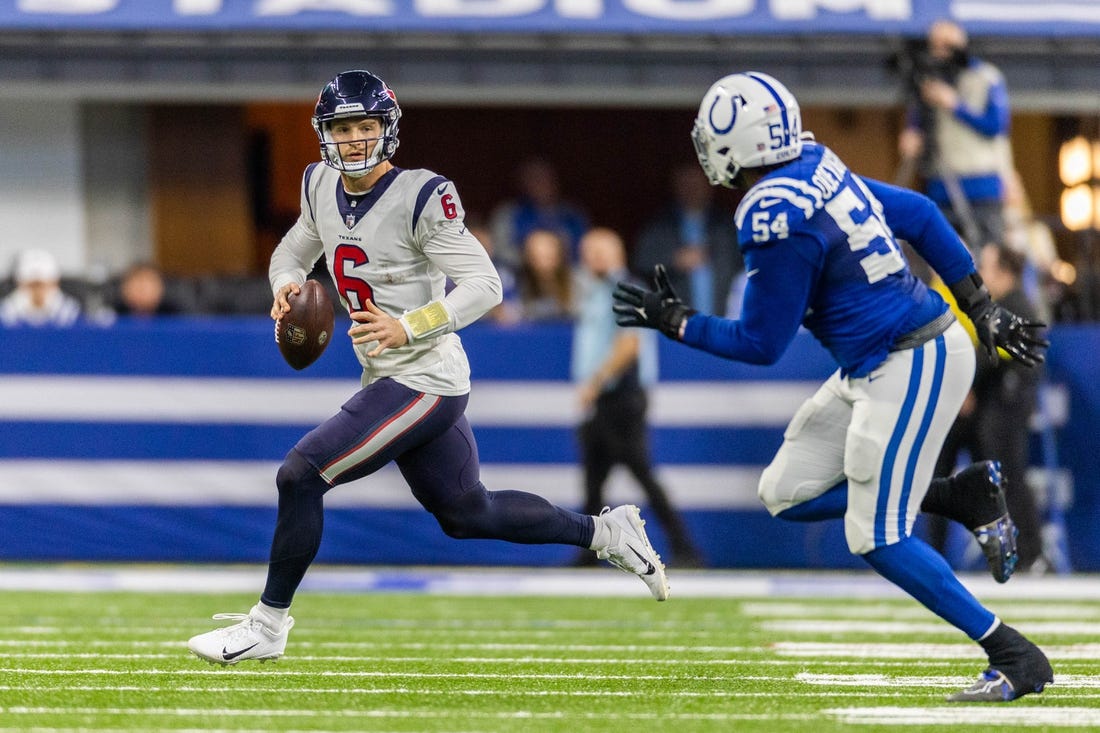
[1,11,1099,329]
[0,3,1097,574]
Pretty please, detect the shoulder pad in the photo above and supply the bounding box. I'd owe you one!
[735,178,821,247]
[413,174,463,231]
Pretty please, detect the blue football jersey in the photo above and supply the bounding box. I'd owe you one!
[684,142,974,377]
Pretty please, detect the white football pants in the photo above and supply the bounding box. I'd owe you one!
[758,320,975,554]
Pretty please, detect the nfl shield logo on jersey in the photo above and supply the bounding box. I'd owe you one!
[345,213,356,228]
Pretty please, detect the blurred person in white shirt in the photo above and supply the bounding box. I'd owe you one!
[0,249,81,327]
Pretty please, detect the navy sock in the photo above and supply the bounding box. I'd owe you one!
[261,450,328,608]
[776,482,848,522]
[863,536,995,640]
[433,485,593,547]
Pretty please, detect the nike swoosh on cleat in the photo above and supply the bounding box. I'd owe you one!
[221,643,260,660]
[629,546,656,575]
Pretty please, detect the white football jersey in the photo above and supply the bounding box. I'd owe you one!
[270,164,502,395]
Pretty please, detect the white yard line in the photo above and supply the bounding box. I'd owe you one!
[0,668,733,681]
[0,684,935,698]
[826,706,1100,727]
[742,601,1100,619]
[799,672,1100,687]
[4,651,1100,666]
[763,619,1100,635]
[0,706,813,722]
[4,565,1100,600]
[774,641,1100,660]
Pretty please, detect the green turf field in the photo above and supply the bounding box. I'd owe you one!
[1,575,1098,732]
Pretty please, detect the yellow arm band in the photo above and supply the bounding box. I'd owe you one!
[400,300,451,340]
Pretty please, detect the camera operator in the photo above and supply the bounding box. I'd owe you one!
[897,19,1012,251]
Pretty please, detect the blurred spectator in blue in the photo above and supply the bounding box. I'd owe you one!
[489,157,589,267]
[515,228,575,322]
[0,249,82,327]
[633,163,741,315]
[897,19,1011,249]
[112,262,186,317]
[572,227,703,567]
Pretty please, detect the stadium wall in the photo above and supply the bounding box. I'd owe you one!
[0,318,1093,571]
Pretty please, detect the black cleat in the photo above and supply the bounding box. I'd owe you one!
[948,632,1053,703]
[973,515,1019,584]
[953,461,1019,583]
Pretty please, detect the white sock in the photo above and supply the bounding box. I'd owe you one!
[252,601,290,631]
[589,514,612,550]
[978,616,1002,641]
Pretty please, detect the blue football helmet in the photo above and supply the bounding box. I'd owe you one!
[312,70,401,177]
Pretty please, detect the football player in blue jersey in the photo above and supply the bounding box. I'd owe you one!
[614,72,1051,703]
[187,70,669,667]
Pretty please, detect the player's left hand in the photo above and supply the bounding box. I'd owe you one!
[612,264,696,340]
[969,301,1049,367]
[349,301,409,357]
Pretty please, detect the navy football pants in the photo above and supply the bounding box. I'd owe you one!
[261,378,593,607]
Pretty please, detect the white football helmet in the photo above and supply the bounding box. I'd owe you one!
[691,71,805,188]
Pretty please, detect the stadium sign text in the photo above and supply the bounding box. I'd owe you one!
[17,0,911,20]
[6,0,1100,34]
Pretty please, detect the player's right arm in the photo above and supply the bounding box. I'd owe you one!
[614,229,818,366]
[681,235,815,365]
[615,187,820,365]
[269,165,325,319]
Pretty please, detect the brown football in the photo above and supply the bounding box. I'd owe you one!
[276,280,335,370]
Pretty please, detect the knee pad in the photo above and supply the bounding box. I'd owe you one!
[276,448,328,498]
[756,462,783,512]
[757,462,785,515]
[844,514,881,555]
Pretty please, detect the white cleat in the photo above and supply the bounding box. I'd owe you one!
[187,605,295,666]
[596,505,670,601]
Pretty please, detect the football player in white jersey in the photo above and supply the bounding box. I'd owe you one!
[188,70,668,665]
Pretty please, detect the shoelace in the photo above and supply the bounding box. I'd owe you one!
[596,517,646,573]
[207,613,267,645]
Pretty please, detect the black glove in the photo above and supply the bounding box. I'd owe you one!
[612,264,697,340]
[948,272,1049,367]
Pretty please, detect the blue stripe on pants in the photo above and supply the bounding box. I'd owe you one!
[897,334,947,540]
[875,347,924,547]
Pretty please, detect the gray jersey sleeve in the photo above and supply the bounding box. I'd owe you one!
[407,179,502,336]
[424,224,503,331]
[269,166,325,295]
